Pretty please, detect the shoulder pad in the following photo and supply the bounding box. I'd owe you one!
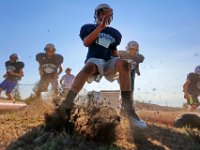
[36,53,46,62]
[187,72,195,78]
[55,54,64,64]
[5,61,10,66]
[136,54,145,63]
[17,61,25,69]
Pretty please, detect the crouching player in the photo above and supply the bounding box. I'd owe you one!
[183,65,200,111]
[118,41,145,99]
[45,4,147,129]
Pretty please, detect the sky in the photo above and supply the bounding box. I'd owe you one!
[0,0,199,106]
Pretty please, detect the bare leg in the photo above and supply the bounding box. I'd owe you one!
[58,62,98,115]
[6,92,15,103]
[188,105,198,112]
[115,59,142,121]
[0,88,2,98]
[44,63,99,130]
[71,62,98,93]
[115,59,131,91]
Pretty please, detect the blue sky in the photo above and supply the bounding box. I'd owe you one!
[0,0,199,106]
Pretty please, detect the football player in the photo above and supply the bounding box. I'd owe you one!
[46,4,147,129]
[0,53,24,103]
[183,65,200,111]
[36,43,63,98]
[118,41,145,98]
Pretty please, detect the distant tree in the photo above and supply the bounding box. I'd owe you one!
[12,84,21,101]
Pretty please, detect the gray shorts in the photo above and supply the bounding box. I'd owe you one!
[86,57,120,83]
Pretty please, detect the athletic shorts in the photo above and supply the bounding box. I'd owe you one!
[86,57,120,83]
[37,77,58,93]
[0,79,17,93]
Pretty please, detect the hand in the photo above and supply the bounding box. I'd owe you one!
[184,93,191,99]
[55,73,59,79]
[8,71,15,76]
[99,9,113,29]
[137,71,141,76]
[3,74,8,78]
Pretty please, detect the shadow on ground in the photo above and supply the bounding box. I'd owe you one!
[5,121,200,150]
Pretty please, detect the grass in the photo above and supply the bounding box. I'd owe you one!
[0,100,200,150]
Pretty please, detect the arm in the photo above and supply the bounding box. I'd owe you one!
[55,64,63,78]
[135,65,141,76]
[83,12,111,47]
[39,65,43,77]
[112,50,119,57]
[9,69,24,77]
[60,76,64,86]
[83,25,104,47]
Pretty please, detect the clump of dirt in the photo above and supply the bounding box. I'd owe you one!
[71,106,120,142]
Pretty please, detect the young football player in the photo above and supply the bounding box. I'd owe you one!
[118,41,145,98]
[46,4,147,129]
[0,53,24,103]
[36,43,63,98]
[183,65,200,111]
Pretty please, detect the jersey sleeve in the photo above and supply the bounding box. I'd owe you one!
[79,24,95,41]
[113,29,122,46]
[187,73,198,82]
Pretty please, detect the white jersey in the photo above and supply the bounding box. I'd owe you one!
[61,74,75,89]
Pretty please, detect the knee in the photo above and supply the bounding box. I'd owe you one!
[82,63,97,75]
[116,59,130,72]
[6,92,11,96]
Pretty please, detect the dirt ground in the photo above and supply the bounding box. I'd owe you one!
[0,100,200,150]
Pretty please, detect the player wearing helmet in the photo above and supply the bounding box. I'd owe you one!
[36,43,63,98]
[183,65,200,111]
[45,4,147,129]
[118,41,145,98]
[0,53,24,102]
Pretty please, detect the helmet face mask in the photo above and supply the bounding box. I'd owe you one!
[94,4,113,25]
[44,43,56,52]
[126,41,139,56]
[9,53,19,62]
[44,43,56,57]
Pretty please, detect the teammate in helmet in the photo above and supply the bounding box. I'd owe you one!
[183,65,200,111]
[36,43,63,98]
[45,4,147,129]
[0,53,24,102]
[118,41,145,98]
